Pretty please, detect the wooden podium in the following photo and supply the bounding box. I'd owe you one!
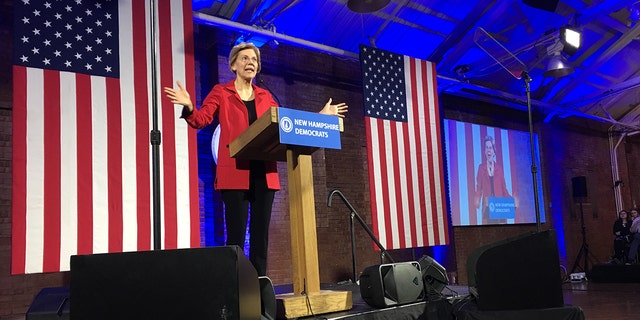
[229,107,352,318]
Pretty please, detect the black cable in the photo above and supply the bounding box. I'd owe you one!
[300,278,319,319]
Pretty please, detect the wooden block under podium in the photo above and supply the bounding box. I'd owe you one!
[276,290,353,319]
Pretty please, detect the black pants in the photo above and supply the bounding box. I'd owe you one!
[614,238,629,260]
[221,177,275,276]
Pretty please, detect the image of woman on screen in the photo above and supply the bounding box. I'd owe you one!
[474,135,514,222]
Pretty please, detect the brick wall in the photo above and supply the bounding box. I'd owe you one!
[2,2,639,318]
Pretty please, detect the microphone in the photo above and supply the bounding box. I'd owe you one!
[257,76,282,107]
[327,189,339,207]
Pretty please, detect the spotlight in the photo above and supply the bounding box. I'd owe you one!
[234,24,280,48]
[630,2,640,26]
[633,2,640,19]
[543,39,574,77]
[560,26,581,56]
[234,34,269,47]
[543,52,574,77]
[347,0,390,13]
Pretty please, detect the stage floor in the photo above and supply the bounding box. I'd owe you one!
[275,279,637,320]
[563,279,639,320]
[274,281,467,320]
[22,274,638,320]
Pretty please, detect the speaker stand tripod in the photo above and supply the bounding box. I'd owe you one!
[571,200,597,274]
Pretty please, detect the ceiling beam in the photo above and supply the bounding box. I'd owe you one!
[427,0,498,64]
[193,12,360,59]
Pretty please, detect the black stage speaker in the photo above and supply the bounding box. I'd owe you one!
[26,287,70,320]
[522,0,558,12]
[359,261,424,308]
[418,255,449,299]
[467,230,564,311]
[572,176,587,198]
[589,263,640,283]
[70,246,260,320]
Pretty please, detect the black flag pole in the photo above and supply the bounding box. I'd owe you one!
[149,0,162,250]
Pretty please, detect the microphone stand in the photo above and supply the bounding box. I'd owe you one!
[474,28,542,231]
[523,71,542,232]
[570,198,595,273]
[328,189,394,282]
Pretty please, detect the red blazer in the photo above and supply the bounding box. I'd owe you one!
[183,80,280,190]
[474,161,511,210]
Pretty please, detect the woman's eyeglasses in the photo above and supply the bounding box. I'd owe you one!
[239,55,258,63]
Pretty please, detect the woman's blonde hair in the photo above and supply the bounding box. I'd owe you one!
[228,42,261,73]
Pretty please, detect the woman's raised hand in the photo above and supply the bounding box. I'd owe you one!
[163,81,193,112]
[319,98,348,118]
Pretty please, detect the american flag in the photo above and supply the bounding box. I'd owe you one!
[360,45,449,249]
[12,0,199,274]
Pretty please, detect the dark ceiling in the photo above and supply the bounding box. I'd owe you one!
[193,0,640,129]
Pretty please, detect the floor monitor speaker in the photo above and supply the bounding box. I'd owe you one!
[26,287,70,320]
[418,255,449,299]
[359,261,424,308]
[70,246,260,320]
[467,230,564,311]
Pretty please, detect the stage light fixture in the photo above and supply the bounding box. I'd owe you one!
[630,2,640,26]
[543,39,574,78]
[233,24,280,49]
[560,26,581,56]
[347,0,390,13]
[633,2,640,18]
[543,52,574,78]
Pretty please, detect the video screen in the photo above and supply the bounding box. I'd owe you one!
[443,119,545,226]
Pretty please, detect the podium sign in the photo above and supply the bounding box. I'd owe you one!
[488,196,516,219]
[278,107,341,150]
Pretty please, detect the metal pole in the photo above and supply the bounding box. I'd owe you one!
[580,201,589,272]
[350,212,357,282]
[523,72,542,232]
[149,0,162,250]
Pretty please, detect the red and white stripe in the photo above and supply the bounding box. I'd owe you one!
[365,58,449,250]
[12,0,199,275]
